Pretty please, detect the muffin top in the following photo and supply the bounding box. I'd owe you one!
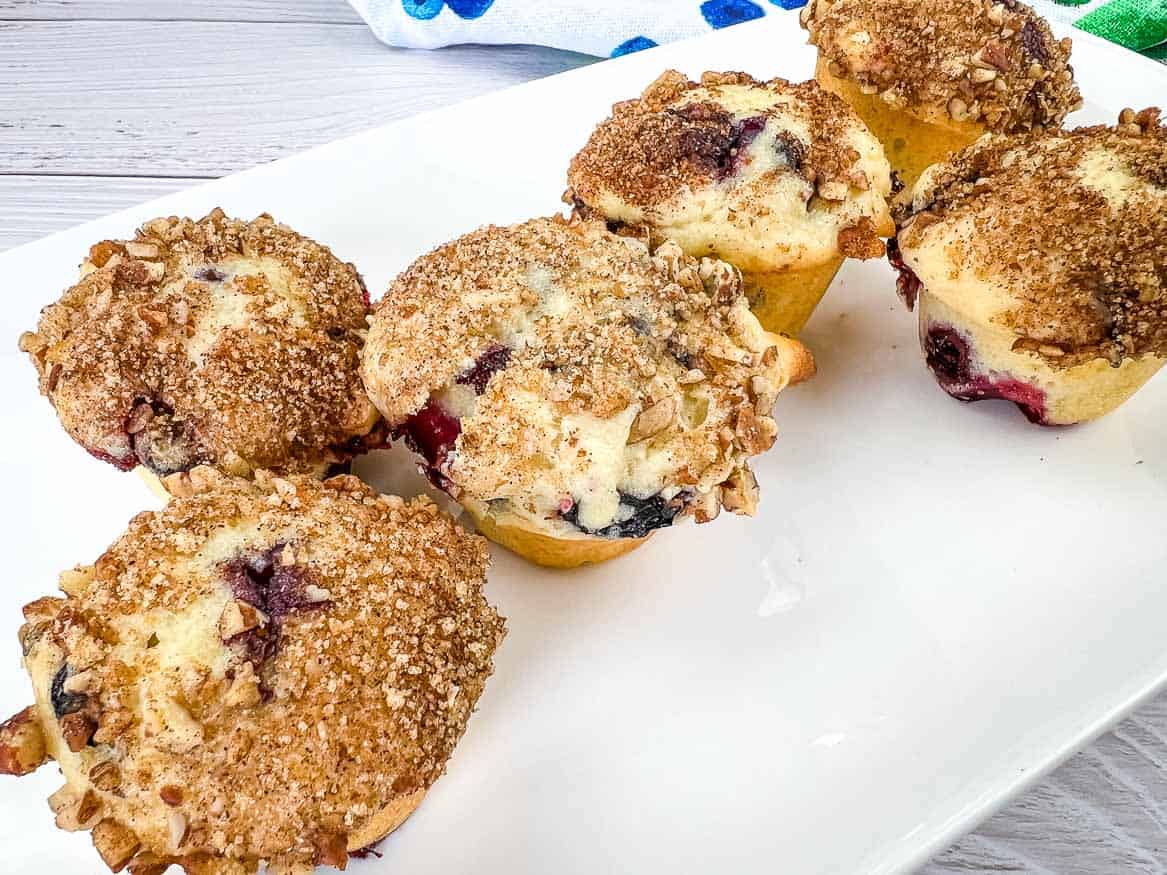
[19,209,381,479]
[565,70,893,273]
[801,0,1082,133]
[362,216,813,539]
[894,109,1167,368]
[7,468,502,873]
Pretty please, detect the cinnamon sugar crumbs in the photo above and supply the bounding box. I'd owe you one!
[802,0,1082,132]
[362,216,804,532]
[896,109,1167,367]
[567,69,881,210]
[16,469,502,872]
[18,209,379,478]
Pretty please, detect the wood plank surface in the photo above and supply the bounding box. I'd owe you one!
[0,20,593,179]
[0,0,363,22]
[0,175,198,249]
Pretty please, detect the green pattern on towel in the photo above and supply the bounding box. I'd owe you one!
[1058,0,1167,57]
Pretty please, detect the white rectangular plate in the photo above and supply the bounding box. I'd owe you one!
[2,16,1165,875]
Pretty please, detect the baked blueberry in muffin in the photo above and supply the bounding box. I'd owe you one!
[361,216,815,569]
[565,70,893,335]
[0,467,503,874]
[801,0,1083,185]
[19,210,384,489]
[891,109,1167,425]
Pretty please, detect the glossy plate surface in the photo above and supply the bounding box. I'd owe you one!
[1,17,1165,875]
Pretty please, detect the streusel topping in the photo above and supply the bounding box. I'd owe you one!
[566,70,892,271]
[362,216,813,537]
[801,0,1082,132]
[19,209,380,478]
[894,109,1167,367]
[12,468,502,873]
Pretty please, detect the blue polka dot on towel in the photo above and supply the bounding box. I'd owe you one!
[612,36,659,57]
[402,0,494,20]
[446,0,495,17]
[700,0,766,29]
[365,0,825,57]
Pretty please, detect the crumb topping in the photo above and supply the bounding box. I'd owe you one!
[802,0,1082,132]
[18,210,380,478]
[362,216,813,537]
[16,468,502,872]
[895,109,1167,367]
[565,70,892,270]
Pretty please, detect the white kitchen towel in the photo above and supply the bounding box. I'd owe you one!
[348,0,1167,60]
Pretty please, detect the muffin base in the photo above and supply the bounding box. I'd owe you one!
[919,291,1166,425]
[137,467,172,501]
[465,503,649,569]
[743,258,844,336]
[814,59,984,187]
[348,788,427,853]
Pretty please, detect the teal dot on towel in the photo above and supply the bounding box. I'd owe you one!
[402,0,493,19]
[402,0,443,19]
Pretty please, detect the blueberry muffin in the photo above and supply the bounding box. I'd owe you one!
[565,70,893,335]
[19,210,384,491]
[361,216,814,569]
[801,0,1083,185]
[0,467,504,874]
[890,109,1167,425]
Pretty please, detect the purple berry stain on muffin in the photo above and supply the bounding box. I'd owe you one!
[400,401,462,493]
[669,104,769,180]
[723,116,768,178]
[126,399,199,476]
[773,130,806,173]
[50,665,87,718]
[85,445,137,472]
[221,546,330,668]
[924,325,1049,425]
[887,238,923,310]
[400,345,513,491]
[193,266,227,283]
[561,491,684,539]
[455,344,511,394]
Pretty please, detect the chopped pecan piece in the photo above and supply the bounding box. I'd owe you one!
[628,397,676,443]
[59,711,98,752]
[127,854,169,875]
[734,406,777,455]
[313,831,349,868]
[92,819,141,873]
[0,707,47,775]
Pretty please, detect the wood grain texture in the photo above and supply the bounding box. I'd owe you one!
[0,20,593,178]
[0,175,198,249]
[5,4,1167,874]
[0,0,363,22]
[928,696,1167,874]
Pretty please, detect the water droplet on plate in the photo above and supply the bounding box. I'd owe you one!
[758,535,806,617]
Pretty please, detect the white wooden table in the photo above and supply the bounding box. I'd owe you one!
[3,2,1166,871]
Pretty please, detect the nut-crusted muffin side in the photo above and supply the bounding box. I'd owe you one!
[362,216,814,542]
[19,209,382,479]
[0,468,503,874]
[565,70,893,273]
[893,109,1167,369]
[801,0,1082,133]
